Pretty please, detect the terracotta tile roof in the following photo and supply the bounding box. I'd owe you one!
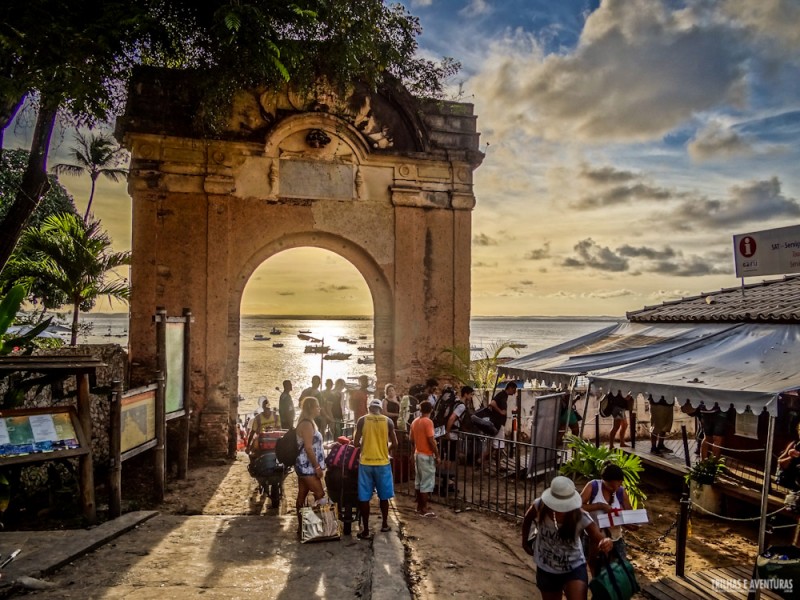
[627,274,800,323]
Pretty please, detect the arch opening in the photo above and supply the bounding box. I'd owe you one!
[235,247,380,420]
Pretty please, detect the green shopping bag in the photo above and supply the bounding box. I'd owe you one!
[588,553,640,600]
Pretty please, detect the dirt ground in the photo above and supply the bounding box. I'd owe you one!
[147,453,767,598]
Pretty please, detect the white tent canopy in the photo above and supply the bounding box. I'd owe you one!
[498,322,800,417]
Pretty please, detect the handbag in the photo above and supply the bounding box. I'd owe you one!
[300,500,341,543]
[598,393,613,418]
[588,552,640,600]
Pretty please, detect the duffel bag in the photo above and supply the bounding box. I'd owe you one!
[325,442,360,472]
[249,452,280,477]
[470,407,498,436]
[588,554,640,600]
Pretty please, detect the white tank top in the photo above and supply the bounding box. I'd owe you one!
[589,480,623,541]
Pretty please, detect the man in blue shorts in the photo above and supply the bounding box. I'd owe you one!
[354,398,398,539]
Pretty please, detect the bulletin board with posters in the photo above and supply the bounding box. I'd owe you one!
[164,320,185,417]
[0,406,89,466]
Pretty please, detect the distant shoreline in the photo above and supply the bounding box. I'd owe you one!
[87,313,620,321]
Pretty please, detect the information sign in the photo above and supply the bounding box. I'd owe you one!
[0,409,81,457]
[121,388,156,454]
[733,224,800,278]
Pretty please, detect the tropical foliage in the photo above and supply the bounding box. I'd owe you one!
[52,132,128,221]
[0,284,52,355]
[559,435,646,508]
[685,455,725,487]
[1,213,130,345]
[0,0,458,270]
[437,340,519,402]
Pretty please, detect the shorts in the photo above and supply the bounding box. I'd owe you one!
[441,439,458,462]
[701,411,727,437]
[358,464,394,502]
[611,405,627,420]
[649,403,674,435]
[535,564,588,594]
[493,426,506,450]
[415,453,437,493]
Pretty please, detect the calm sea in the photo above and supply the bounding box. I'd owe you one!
[80,314,617,416]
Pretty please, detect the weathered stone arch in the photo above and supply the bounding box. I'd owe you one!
[228,231,395,399]
[118,67,482,455]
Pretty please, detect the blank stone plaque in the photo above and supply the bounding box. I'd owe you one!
[280,159,354,200]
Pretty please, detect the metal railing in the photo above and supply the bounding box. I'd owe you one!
[392,431,566,520]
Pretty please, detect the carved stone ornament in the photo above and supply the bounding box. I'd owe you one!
[355,167,364,199]
[269,161,279,194]
[306,129,332,148]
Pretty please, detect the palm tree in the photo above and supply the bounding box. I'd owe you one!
[5,213,130,345]
[438,341,520,404]
[52,132,128,221]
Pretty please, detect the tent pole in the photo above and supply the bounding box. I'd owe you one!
[564,376,577,447]
[758,414,776,554]
[579,379,593,438]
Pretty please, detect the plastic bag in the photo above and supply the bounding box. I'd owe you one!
[300,500,341,544]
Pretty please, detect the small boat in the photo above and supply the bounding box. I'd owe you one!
[357,356,375,365]
[337,336,352,342]
[346,339,358,344]
[304,344,330,354]
[299,329,312,334]
[253,334,270,341]
[357,345,374,352]
[323,352,352,361]
[509,342,528,349]
[357,335,367,340]
[272,342,284,348]
[270,327,282,335]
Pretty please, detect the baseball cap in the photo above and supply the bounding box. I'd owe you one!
[368,399,383,409]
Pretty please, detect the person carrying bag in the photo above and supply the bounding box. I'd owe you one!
[588,548,640,600]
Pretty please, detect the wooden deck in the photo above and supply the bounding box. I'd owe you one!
[642,565,785,599]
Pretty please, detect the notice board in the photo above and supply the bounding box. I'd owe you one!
[121,386,156,455]
[165,321,185,414]
[0,407,88,465]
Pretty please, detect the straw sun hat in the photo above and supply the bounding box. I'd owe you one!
[541,476,582,513]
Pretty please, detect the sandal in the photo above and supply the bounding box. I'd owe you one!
[421,512,436,518]
[357,531,374,540]
[380,525,392,532]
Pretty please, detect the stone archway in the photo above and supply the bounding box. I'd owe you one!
[118,67,483,455]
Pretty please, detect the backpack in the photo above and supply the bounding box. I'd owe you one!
[275,424,300,467]
[590,479,625,507]
[325,442,360,472]
[598,393,613,418]
[431,386,457,429]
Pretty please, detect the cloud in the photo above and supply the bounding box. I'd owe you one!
[649,255,730,277]
[519,280,534,286]
[473,232,498,246]
[688,122,754,161]
[563,239,629,272]
[669,176,800,229]
[617,245,676,260]
[471,0,750,142]
[579,165,639,185]
[524,242,551,260]
[724,0,800,58]
[460,0,491,18]
[473,261,498,268]
[572,183,676,210]
[585,289,635,299]
[411,0,433,6]
[649,289,692,301]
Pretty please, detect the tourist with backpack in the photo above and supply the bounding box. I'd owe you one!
[579,463,638,574]
[294,397,327,536]
[522,476,612,600]
[438,386,473,494]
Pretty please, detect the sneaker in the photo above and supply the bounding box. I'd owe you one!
[650,447,662,454]
[658,446,674,453]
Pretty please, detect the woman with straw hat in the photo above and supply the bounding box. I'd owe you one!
[522,476,612,600]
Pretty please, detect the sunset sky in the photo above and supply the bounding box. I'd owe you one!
[8,0,800,317]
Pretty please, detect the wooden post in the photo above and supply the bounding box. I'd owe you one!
[154,370,166,502]
[77,370,96,524]
[675,490,690,576]
[630,411,637,449]
[595,415,600,448]
[109,380,123,518]
[681,425,692,467]
[178,308,192,479]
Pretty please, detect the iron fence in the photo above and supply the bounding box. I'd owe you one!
[392,430,566,520]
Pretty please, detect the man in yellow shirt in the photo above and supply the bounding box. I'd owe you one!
[354,398,397,540]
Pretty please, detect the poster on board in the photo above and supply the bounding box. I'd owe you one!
[0,411,80,457]
[165,321,185,414]
[121,389,156,454]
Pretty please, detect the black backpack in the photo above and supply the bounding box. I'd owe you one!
[275,425,300,467]
[431,386,457,429]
